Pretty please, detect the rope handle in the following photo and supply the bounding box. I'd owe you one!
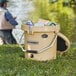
[18,32,57,53]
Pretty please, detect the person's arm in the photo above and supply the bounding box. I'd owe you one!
[5,11,18,26]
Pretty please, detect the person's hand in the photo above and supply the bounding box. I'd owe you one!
[14,16,17,19]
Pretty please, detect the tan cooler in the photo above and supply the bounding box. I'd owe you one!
[21,25,60,61]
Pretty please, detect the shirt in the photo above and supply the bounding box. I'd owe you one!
[5,9,18,26]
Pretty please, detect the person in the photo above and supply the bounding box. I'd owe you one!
[0,0,18,45]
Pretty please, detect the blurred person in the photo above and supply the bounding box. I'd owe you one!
[0,0,18,45]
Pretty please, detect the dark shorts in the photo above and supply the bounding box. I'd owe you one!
[0,30,17,44]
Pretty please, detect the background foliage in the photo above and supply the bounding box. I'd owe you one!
[31,0,76,42]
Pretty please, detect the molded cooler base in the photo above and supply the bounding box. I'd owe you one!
[25,43,57,61]
[24,32,57,61]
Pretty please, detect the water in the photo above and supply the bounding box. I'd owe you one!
[8,0,34,43]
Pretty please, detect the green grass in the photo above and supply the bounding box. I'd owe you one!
[0,45,76,76]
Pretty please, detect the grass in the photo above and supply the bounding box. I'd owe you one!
[0,45,76,76]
